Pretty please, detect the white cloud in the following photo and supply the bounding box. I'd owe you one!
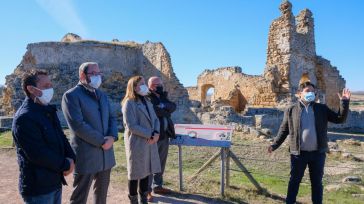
[35,0,88,37]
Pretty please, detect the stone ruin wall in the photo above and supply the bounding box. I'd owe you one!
[189,1,345,113]
[264,4,320,103]
[187,67,277,112]
[264,1,345,110]
[0,37,198,126]
[0,1,356,133]
[185,1,355,134]
[315,57,346,110]
[0,86,4,117]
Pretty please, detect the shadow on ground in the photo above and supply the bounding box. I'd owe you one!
[152,191,237,204]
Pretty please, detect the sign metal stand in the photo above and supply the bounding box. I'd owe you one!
[171,124,264,196]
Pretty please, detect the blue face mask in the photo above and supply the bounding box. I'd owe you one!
[303,92,315,102]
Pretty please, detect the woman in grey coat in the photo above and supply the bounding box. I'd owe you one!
[122,76,161,204]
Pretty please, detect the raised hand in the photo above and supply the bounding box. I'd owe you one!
[337,88,351,101]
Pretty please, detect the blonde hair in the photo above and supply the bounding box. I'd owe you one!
[122,76,144,105]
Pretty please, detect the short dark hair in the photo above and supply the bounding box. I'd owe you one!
[22,69,48,97]
[298,81,315,91]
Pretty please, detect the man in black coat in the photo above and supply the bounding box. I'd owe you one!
[146,76,176,201]
[268,80,350,204]
[12,70,76,204]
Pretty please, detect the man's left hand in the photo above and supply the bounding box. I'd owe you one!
[338,88,351,101]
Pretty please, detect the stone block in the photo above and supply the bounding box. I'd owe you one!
[0,116,13,129]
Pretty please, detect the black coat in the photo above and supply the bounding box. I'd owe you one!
[12,97,76,196]
[147,91,176,140]
[271,100,349,155]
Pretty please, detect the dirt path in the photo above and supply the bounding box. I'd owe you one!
[0,149,233,204]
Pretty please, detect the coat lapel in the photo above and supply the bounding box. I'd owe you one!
[97,90,107,135]
[136,100,152,125]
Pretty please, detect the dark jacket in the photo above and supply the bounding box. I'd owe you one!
[271,100,349,155]
[12,97,76,196]
[147,91,176,140]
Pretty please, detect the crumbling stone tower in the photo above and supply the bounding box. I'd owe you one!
[265,1,345,109]
[187,1,345,111]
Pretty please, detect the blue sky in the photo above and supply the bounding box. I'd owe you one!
[0,0,363,91]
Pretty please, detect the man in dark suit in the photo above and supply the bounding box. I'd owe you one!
[12,69,76,204]
[146,76,176,201]
[62,62,118,204]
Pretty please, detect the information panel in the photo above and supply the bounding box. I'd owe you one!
[170,124,234,147]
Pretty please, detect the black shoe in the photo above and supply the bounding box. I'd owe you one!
[139,191,148,204]
[128,194,138,204]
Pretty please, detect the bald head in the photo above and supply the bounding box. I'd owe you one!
[148,76,163,91]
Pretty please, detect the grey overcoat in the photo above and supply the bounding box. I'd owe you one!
[122,98,161,180]
[62,83,118,174]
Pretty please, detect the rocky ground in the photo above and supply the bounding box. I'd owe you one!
[0,130,363,204]
[0,148,233,204]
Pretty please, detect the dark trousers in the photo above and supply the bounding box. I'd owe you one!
[23,188,62,204]
[70,169,111,204]
[128,176,149,196]
[286,151,326,204]
[148,138,169,191]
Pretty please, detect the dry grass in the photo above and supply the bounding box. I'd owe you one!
[350,92,364,111]
[1,131,363,203]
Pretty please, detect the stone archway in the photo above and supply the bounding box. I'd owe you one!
[201,84,215,106]
[228,89,247,113]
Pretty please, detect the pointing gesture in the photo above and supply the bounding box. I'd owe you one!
[337,88,351,101]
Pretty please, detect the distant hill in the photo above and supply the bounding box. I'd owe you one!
[350,91,364,111]
[352,91,364,95]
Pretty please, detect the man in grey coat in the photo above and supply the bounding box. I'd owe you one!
[62,62,118,204]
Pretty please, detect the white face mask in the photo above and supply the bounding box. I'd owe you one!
[34,87,54,105]
[137,84,150,96]
[89,75,102,89]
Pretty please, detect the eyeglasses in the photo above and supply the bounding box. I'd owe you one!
[86,72,103,76]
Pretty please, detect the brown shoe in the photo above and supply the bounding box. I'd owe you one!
[147,192,153,202]
[153,186,172,195]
